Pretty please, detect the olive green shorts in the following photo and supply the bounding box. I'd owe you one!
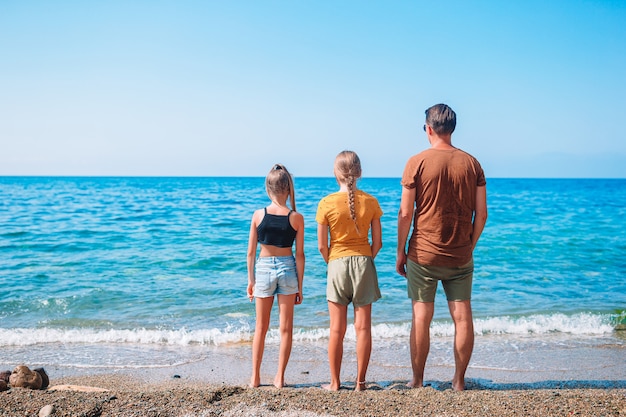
[327,256,381,307]
[406,258,473,302]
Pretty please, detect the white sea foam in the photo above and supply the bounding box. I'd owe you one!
[430,312,617,338]
[472,312,617,336]
[224,312,250,318]
[0,326,253,347]
[0,312,618,347]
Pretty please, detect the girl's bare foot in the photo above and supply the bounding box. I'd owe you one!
[250,376,260,388]
[355,381,367,391]
[321,383,340,391]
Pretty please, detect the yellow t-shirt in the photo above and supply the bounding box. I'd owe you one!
[315,190,383,261]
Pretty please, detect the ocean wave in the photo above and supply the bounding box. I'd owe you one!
[471,312,618,337]
[0,312,619,347]
[298,312,619,342]
[0,325,252,347]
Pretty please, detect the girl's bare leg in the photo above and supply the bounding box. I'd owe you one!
[323,301,347,391]
[250,296,274,387]
[354,303,372,391]
[274,294,296,388]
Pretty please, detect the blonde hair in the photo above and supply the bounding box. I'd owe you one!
[265,164,296,211]
[334,150,362,234]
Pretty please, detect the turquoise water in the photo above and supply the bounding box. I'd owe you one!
[1,177,625,370]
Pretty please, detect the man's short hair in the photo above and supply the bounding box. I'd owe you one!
[425,104,456,135]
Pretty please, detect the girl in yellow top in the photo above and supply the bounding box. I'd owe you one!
[316,150,383,391]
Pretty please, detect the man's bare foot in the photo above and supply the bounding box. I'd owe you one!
[273,376,285,389]
[355,381,367,391]
[452,380,465,391]
[321,383,340,391]
[406,379,423,388]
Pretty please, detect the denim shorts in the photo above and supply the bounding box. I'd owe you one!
[254,256,299,298]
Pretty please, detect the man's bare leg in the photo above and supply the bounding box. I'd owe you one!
[407,301,434,388]
[448,300,474,391]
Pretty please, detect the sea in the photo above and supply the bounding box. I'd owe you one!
[1,177,625,386]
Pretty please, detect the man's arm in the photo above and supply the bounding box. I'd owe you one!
[396,186,415,277]
[471,185,488,250]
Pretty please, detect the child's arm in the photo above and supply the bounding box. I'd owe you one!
[370,217,382,259]
[246,210,261,301]
[317,223,330,264]
[293,212,305,304]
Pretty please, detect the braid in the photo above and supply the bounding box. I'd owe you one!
[334,150,363,235]
[347,176,360,235]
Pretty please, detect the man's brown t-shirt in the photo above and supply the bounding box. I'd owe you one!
[401,148,486,267]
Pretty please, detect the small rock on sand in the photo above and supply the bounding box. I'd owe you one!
[38,404,55,416]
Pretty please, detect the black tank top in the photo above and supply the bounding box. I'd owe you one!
[257,208,297,248]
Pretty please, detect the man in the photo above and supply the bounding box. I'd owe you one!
[396,103,487,391]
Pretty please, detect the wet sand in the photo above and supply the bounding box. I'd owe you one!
[2,337,626,416]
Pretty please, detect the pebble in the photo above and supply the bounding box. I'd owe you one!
[0,370,11,383]
[38,404,55,416]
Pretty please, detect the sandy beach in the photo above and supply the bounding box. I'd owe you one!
[2,337,625,416]
[1,374,625,417]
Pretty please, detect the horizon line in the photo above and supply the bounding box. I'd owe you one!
[1,175,625,180]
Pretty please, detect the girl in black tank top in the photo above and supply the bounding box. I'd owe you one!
[256,208,297,248]
[246,164,305,389]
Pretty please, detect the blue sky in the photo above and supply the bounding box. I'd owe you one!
[1,0,625,178]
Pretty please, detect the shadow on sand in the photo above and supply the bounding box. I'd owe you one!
[290,379,626,391]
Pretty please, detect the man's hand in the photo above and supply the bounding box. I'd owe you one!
[396,252,408,277]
